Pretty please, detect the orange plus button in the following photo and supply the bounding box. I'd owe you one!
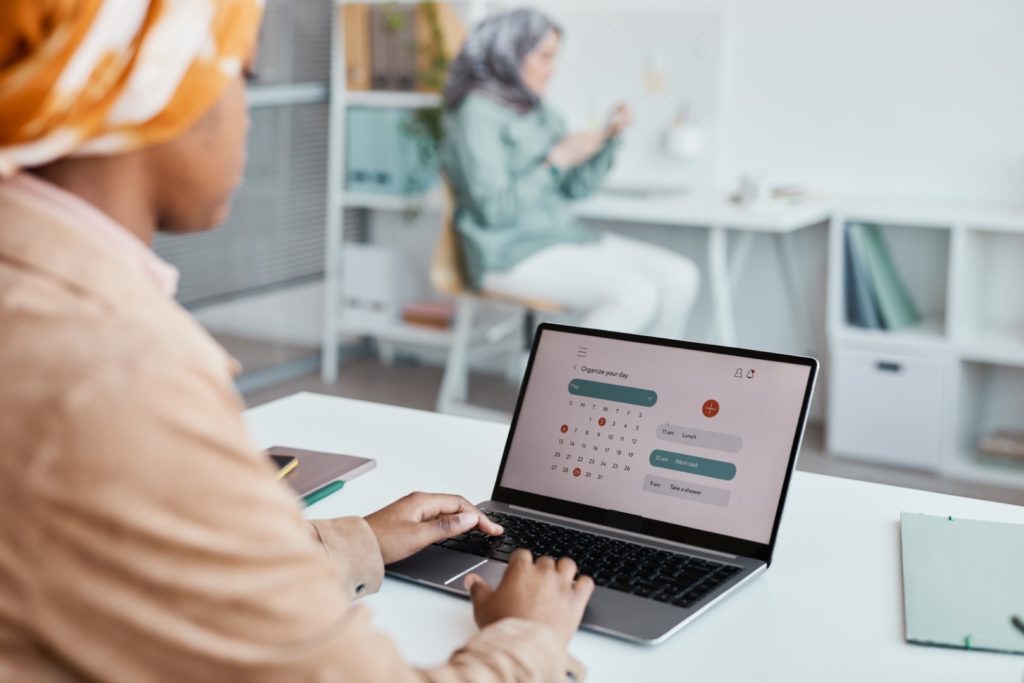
[560,424,569,433]
[702,399,720,418]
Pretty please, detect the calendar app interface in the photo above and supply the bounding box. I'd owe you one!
[500,330,813,544]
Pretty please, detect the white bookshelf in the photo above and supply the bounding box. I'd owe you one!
[344,90,442,108]
[958,329,1024,368]
[321,1,486,383]
[836,317,947,351]
[946,448,1024,490]
[826,199,1024,489]
[337,318,453,346]
[337,187,443,212]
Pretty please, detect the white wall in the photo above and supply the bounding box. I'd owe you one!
[194,281,324,346]
[541,0,1024,205]
[199,0,1023,398]
[718,0,1024,204]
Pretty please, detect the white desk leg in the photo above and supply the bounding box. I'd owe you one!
[377,341,397,366]
[707,226,738,346]
[320,249,340,384]
[773,232,815,353]
[729,231,757,288]
[437,297,474,412]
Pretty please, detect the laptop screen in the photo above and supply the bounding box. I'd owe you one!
[497,328,815,546]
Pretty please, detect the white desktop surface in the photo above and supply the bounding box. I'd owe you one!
[573,191,832,233]
[571,190,832,347]
[245,392,1024,683]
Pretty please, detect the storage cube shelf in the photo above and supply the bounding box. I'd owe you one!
[322,1,484,383]
[827,201,1024,489]
[337,189,443,212]
[952,362,1024,488]
[836,318,947,349]
[345,107,439,195]
[953,230,1024,365]
[344,91,441,108]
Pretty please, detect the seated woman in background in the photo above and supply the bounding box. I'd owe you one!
[441,8,700,338]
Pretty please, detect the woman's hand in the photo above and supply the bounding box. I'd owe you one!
[605,102,634,138]
[465,551,595,647]
[364,492,503,564]
[546,131,607,170]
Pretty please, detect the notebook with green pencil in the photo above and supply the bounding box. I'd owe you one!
[900,512,1024,655]
[267,446,376,499]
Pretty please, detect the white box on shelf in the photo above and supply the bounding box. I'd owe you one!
[340,244,415,327]
[827,345,954,470]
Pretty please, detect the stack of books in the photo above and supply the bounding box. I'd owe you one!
[979,430,1024,464]
[402,300,455,329]
[342,3,465,92]
[844,223,921,330]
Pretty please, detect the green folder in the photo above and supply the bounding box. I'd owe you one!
[843,223,883,329]
[850,224,921,330]
[900,512,1024,655]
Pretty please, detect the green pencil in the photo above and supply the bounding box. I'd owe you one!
[302,480,345,507]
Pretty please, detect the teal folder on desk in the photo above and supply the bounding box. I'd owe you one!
[900,512,1024,655]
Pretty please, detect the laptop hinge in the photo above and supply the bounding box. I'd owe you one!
[605,509,643,533]
[505,504,741,560]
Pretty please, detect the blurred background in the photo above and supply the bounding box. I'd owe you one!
[156,0,1024,506]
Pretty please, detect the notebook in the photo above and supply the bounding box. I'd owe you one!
[900,512,1024,655]
[267,446,376,498]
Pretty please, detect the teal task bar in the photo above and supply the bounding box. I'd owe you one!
[650,449,737,481]
[568,378,658,407]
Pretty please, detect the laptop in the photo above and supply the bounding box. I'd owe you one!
[387,323,818,644]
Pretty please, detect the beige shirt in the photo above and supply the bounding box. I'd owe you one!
[0,176,583,682]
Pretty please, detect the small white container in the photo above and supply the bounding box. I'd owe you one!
[827,344,953,470]
[340,244,416,327]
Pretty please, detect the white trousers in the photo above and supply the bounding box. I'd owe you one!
[481,233,700,338]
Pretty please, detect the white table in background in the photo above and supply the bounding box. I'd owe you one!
[573,192,832,347]
[245,392,1024,683]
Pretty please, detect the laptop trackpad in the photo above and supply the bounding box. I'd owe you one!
[387,546,491,588]
[455,558,508,593]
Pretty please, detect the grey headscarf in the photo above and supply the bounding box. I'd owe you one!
[442,8,562,113]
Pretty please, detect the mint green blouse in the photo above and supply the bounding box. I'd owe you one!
[440,93,619,289]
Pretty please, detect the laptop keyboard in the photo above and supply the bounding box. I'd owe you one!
[435,511,742,608]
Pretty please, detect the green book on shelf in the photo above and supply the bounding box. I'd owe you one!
[844,223,883,329]
[851,224,921,330]
[901,512,1024,655]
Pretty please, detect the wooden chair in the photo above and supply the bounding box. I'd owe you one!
[431,181,566,420]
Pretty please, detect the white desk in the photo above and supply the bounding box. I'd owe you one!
[573,192,832,347]
[246,393,1024,683]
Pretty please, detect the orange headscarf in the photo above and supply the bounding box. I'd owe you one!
[0,0,263,178]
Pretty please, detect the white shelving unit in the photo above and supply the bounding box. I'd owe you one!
[321,0,485,383]
[334,317,454,347]
[344,90,441,108]
[338,187,444,212]
[826,198,1024,490]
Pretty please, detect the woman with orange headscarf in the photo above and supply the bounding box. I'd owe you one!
[0,2,591,680]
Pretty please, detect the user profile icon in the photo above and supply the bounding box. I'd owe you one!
[734,368,744,378]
